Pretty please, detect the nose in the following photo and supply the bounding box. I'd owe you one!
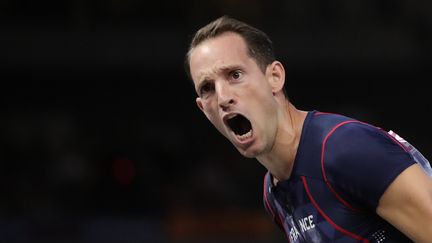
[216,82,235,110]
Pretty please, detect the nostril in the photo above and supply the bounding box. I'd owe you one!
[219,98,234,109]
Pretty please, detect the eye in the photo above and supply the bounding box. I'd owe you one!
[199,82,214,97]
[230,70,242,80]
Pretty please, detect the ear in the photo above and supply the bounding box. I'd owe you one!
[196,97,204,112]
[266,61,285,94]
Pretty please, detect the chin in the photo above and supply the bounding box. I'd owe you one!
[237,147,260,158]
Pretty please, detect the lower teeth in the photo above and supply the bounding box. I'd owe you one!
[238,130,252,140]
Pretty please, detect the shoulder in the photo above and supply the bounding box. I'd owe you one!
[323,121,404,162]
[321,120,416,208]
[323,120,413,174]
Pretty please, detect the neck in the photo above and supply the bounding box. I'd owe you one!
[257,100,307,182]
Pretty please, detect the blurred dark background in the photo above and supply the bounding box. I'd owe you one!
[1,0,431,242]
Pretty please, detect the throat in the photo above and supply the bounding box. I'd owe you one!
[257,133,299,181]
[257,151,297,181]
[263,108,308,181]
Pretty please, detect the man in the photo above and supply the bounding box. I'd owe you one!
[184,15,432,242]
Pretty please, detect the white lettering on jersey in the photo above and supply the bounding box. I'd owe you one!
[289,218,301,242]
[298,215,315,232]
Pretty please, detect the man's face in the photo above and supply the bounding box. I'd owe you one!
[189,32,280,158]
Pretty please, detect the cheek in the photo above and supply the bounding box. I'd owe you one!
[250,91,277,121]
[202,102,219,122]
[205,112,226,135]
[202,104,227,131]
[248,86,273,106]
[202,99,215,113]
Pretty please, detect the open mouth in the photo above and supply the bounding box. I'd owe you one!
[226,114,253,141]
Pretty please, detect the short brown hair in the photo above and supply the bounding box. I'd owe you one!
[184,15,275,81]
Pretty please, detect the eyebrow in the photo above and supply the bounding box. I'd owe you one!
[219,64,242,73]
[196,64,244,91]
[198,64,242,81]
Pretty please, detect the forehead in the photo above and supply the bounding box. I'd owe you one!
[189,33,254,82]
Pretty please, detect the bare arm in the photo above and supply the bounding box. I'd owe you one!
[377,163,432,242]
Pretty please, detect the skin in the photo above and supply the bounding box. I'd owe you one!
[188,31,432,241]
[377,164,432,242]
[189,32,307,181]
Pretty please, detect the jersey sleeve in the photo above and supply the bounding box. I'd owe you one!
[323,122,416,210]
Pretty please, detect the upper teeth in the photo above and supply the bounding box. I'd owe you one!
[226,113,238,120]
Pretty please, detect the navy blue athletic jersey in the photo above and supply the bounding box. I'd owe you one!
[263,111,430,242]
